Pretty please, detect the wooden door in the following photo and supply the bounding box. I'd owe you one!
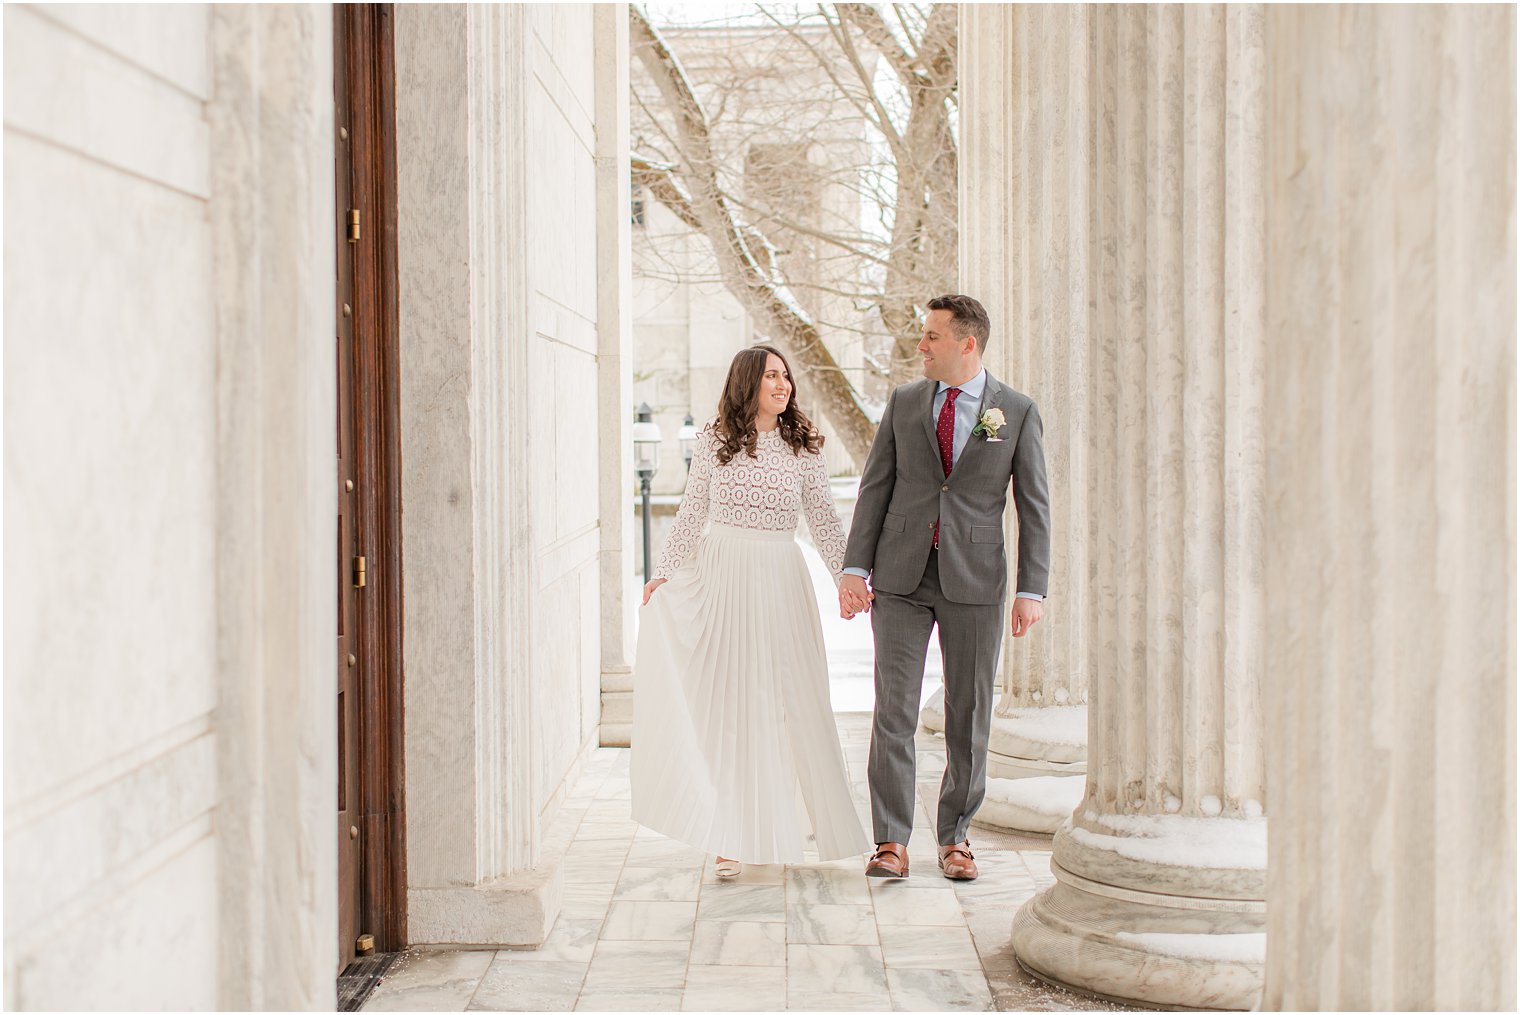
[334,2,407,973]
[334,14,362,970]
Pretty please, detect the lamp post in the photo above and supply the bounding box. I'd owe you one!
[632,403,662,584]
[678,413,698,472]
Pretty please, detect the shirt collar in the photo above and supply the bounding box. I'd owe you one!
[937,368,987,400]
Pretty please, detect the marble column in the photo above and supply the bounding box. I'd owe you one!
[395,4,554,946]
[1001,7,1271,1009]
[596,4,637,748]
[927,5,1091,835]
[1261,6,1516,1010]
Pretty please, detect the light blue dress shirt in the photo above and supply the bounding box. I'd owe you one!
[844,368,1044,602]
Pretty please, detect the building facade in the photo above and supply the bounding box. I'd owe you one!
[4,4,635,1008]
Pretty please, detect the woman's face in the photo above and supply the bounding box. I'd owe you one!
[753,352,792,416]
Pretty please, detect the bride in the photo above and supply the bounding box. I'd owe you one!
[631,345,871,877]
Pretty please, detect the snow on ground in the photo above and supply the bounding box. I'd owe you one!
[1067,811,1267,870]
[1115,932,1266,963]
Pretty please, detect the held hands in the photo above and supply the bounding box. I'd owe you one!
[1011,597,1043,637]
[838,574,874,620]
[642,578,667,605]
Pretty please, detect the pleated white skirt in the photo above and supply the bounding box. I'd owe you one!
[630,523,871,864]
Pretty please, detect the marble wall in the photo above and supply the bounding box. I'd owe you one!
[1261,6,1516,1009]
[4,3,336,1009]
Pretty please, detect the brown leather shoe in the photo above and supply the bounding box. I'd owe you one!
[865,842,910,878]
[937,841,978,881]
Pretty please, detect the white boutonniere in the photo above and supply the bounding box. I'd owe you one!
[972,407,1007,442]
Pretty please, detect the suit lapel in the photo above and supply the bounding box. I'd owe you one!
[917,380,946,478]
[948,372,1005,478]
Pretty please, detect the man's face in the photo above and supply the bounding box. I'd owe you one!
[917,308,973,383]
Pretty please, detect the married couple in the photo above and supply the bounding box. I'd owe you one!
[631,294,1050,882]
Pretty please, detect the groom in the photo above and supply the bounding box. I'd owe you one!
[838,294,1050,881]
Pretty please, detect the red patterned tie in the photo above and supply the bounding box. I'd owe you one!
[933,387,961,547]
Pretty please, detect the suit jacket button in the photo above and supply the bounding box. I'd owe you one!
[941,484,950,492]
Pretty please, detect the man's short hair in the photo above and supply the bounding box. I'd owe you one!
[926,294,991,352]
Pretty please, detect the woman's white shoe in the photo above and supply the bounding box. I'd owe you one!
[714,858,741,878]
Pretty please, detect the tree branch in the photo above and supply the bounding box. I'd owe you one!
[629,5,877,466]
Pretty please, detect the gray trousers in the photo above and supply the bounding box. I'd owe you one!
[867,550,1003,846]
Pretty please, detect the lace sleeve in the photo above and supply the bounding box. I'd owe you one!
[653,434,715,580]
[801,448,847,582]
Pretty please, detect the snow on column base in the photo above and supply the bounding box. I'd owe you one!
[1011,819,1266,1010]
[919,685,951,732]
[1012,884,1264,1011]
[920,689,1089,779]
[973,775,1085,834]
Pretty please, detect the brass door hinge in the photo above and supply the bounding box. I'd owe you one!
[353,555,367,588]
[347,209,361,243]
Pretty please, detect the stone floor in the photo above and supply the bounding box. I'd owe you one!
[363,715,1131,1013]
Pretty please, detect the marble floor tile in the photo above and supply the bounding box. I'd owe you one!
[613,864,702,901]
[786,867,873,906]
[624,837,707,869]
[495,918,602,964]
[786,943,888,996]
[785,990,894,1011]
[986,969,1134,1012]
[574,990,683,1011]
[699,861,786,886]
[680,964,786,1011]
[574,820,640,841]
[696,883,786,923]
[566,838,634,861]
[787,902,879,945]
[688,920,787,967]
[869,880,969,926]
[580,940,689,994]
[558,884,616,921]
[363,949,495,1012]
[886,967,995,1011]
[367,715,1148,1015]
[561,861,625,887]
[878,924,983,971]
[601,899,698,941]
[465,957,587,1012]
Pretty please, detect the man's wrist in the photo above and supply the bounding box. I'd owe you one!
[1015,591,1044,602]
[842,567,870,581]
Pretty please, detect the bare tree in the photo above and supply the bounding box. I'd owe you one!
[630,4,957,468]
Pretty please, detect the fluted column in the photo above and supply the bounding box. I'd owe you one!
[1006,7,1269,1009]
[939,5,1091,830]
[1262,7,1516,1010]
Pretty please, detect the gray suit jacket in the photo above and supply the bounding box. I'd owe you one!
[843,372,1050,605]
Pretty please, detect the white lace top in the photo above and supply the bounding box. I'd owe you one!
[654,428,848,582]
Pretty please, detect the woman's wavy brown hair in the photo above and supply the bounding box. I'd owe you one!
[710,344,825,465]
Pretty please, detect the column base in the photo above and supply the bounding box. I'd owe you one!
[973,775,1085,834]
[1012,822,1265,1010]
[599,666,632,747]
[407,862,563,948]
[921,689,1088,778]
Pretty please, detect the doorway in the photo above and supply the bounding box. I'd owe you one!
[334,1,407,974]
